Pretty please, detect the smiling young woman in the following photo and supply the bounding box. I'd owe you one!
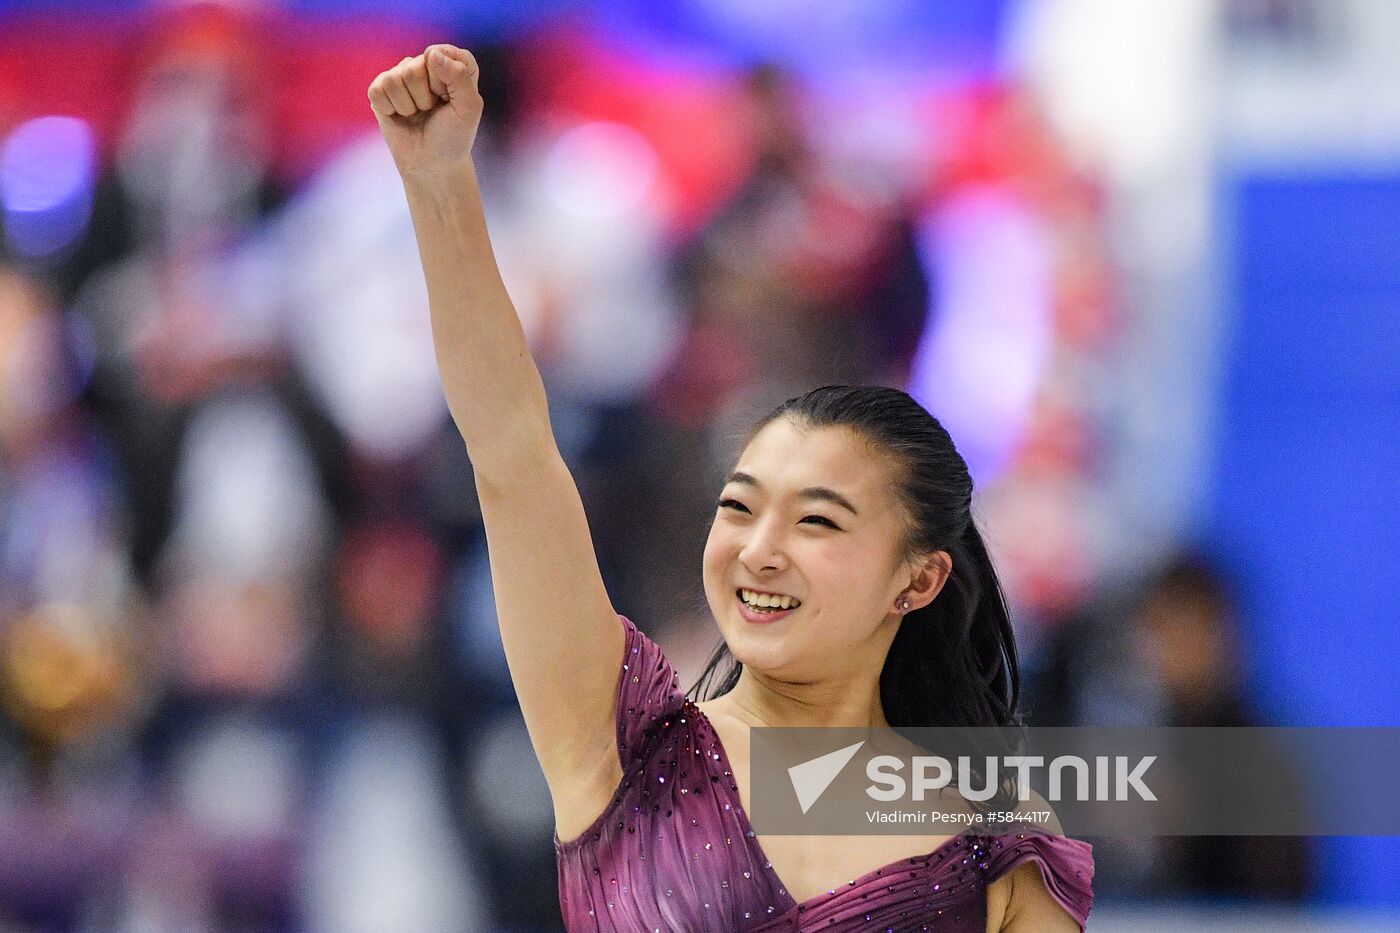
[370,45,1093,933]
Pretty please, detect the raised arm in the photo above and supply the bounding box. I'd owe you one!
[369,46,627,838]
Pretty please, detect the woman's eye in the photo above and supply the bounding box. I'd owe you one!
[717,499,839,530]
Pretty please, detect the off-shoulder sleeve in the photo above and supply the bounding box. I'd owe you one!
[984,831,1094,931]
[614,614,688,770]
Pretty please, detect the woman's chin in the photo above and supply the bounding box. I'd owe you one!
[711,598,808,668]
[723,624,793,670]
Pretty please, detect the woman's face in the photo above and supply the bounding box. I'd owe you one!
[702,418,915,678]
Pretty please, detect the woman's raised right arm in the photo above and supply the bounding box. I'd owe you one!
[369,46,628,837]
[369,44,542,468]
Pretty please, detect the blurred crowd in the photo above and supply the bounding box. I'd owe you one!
[0,5,1313,931]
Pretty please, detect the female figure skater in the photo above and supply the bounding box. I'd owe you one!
[368,45,1093,932]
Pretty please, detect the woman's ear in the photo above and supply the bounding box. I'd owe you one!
[903,551,952,612]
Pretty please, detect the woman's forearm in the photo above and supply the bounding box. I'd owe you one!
[368,44,554,478]
[402,168,553,475]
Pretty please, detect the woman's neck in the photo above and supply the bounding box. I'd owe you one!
[715,667,891,731]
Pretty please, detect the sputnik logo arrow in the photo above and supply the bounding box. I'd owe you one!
[788,741,866,814]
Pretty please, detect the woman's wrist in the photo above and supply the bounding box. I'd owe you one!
[400,162,480,200]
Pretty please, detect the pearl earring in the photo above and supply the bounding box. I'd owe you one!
[896,595,911,612]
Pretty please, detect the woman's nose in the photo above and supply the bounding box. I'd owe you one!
[738,521,788,572]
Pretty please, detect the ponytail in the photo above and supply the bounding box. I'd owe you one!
[879,519,1020,732]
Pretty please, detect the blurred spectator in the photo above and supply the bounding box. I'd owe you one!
[1136,555,1314,901]
[64,5,291,587]
[0,264,147,928]
[662,62,931,433]
[1030,551,1314,901]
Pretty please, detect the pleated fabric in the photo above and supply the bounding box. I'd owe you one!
[555,615,1094,931]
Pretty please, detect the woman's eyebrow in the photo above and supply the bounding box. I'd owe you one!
[725,471,860,517]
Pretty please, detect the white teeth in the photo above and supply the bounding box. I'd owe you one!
[739,589,800,610]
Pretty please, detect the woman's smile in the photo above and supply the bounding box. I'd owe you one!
[734,588,800,624]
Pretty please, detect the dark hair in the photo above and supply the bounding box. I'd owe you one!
[686,385,1023,735]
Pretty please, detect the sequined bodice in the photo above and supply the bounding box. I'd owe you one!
[554,615,1094,931]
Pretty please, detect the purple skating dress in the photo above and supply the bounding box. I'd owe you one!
[555,615,1094,931]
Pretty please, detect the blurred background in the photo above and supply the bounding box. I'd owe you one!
[0,0,1397,930]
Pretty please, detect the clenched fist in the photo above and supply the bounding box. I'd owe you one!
[368,45,482,179]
